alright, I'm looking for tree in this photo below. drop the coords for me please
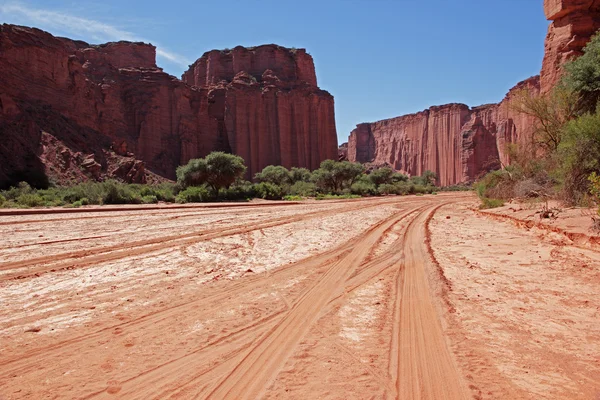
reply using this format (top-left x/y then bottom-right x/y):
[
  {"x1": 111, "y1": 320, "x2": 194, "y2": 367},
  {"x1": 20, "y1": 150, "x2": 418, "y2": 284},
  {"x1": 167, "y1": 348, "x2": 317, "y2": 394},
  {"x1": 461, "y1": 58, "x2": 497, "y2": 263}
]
[
  {"x1": 511, "y1": 87, "x2": 578, "y2": 152},
  {"x1": 368, "y1": 167, "x2": 394, "y2": 187},
  {"x1": 290, "y1": 167, "x2": 312, "y2": 183},
  {"x1": 177, "y1": 152, "x2": 247, "y2": 195},
  {"x1": 312, "y1": 160, "x2": 365, "y2": 193},
  {"x1": 558, "y1": 107, "x2": 600, "y2": 203},
  {"x1": 254, "y1": 165, "x2": 291, "y2": 186},
  {"x1": 422, "y1": 170, "x2": 437, "y2": 186},
  {"x1": 562, "y1": 30, "x2": 600, "y2": 113}
]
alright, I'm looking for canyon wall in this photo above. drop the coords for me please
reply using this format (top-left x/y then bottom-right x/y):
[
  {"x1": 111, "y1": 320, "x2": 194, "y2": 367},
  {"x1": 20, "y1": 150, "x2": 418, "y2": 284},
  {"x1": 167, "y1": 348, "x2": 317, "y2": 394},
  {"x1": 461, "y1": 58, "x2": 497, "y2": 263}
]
[
  {"x1": 541, "y1": 0, "x2": 600, "y2": 92},
  {"x1": 0, "y1": 25, "x2": 337, "y2": 187},
  {"x1": 348, "y1": 77, "x2": 541, "y2": 186},
  {"x1": 182, "y1": 45, "x2": 337, "y2": 175},
  {"x1": 349, "y1": 0, "x2": 600, "y2": 186}
]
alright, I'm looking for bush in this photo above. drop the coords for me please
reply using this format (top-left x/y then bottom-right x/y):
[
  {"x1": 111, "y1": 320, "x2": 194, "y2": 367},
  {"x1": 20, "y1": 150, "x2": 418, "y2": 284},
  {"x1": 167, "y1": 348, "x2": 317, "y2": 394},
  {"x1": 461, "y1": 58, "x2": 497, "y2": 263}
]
[
  {"x1": 141, "y1": 195, "x2": 159, "y2": 204},
  {"x1": 350, "y1": 178, "x2": 377, "y2": 196},
  {"x1": 254, "y1": 165, "x2": 291, "y2": 186},
  {"x1": 290, "y1": 167, "x2": 312, "y2": 183},
  {"x1": 368, "y1": 167, "x2": 394, "y2": 186},
  {"x1": 218, "y1": 181, "x2": 255, "y2": 201},
  {"x1": 254, "y1": 182, "x2": 284, "y2": 200},
  {"x1": 176, "y1": 186, "x2": 211, "y2": 203},
  {"x1": 283, "y1": 195, "x2": 303, "y2": 201},
  {"x1": 315, "y1": 193, "x2": 360, "y2": 200},
  {"x1": 289, "y1": 181, "x2": 316, "y2": 197},
  {"x1": 177, "y1": 152, "x2": 247, "y2": 195},
  {"x1": 102, "y1": 181, "x2": 142, "y2": 204},
  {"x1": 16, "y1": 193, "x2": 45, "y2": 207},
  {"x1": 479, "y1": 198, "x2": 505, "y2": 209},
  {"x1": 558, "y1": 108, "x2": 600, "y2": 204},
  {"x1": 312, "y1": 160, "x2": 365, "y2": 193},
  {"x1": 72, "y1": 200, "x2": 83, "y2": 208},
  {"x1": 0, "y1": 194, "x2": 5, "y2": 206}
]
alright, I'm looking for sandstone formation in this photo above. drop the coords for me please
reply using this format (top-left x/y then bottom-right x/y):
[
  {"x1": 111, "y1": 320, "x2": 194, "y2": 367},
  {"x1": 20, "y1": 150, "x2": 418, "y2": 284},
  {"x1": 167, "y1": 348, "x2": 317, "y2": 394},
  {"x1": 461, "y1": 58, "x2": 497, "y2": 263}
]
[
  {"x1": 0, "y1": 25, "x2": 337, "y2": 188},
  {"x1": 338, "y1": 142, "x2": 348, "y2": 161},
  {"x1": 182, "y1": 46, "x2": 337, "y2": 176},
  {"x1": 349, "y1": 0, "x2": 599, "y2": 186},
  {"x1": 541, "y1": 0, "x2": 600, "y2": 92},
  {"x1": 348, "y1": 77, "x2": 541, "y2": 186}
]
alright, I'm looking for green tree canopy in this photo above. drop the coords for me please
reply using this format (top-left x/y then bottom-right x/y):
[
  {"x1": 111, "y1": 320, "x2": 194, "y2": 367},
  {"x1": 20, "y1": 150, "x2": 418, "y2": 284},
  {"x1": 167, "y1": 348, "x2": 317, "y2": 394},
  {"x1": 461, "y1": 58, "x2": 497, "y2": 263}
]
[
  {"x1": 368, "y1": 167, "x2": 394, "y2": 187},
  {"x1": 177, "y1": 152, "x2": 247, "y2": 195},
  {"x1": 254, "y1": 165, "x2": 291, "y2": 186},
  {"x1": 562, "y1": 30, "x2": 600, "y2": 113},
  {"x1": 312, "y1": 160, "x2": 365, "y2": 193},
  {"x1": 290, "y1": 167, "x2": 312, "y2": 183}
]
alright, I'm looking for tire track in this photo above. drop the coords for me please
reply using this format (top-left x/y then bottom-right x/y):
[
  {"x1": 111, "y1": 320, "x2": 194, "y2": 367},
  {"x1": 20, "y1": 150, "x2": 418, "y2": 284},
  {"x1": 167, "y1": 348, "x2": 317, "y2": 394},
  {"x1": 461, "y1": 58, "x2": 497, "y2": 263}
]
[
  {"x1": 204, "y1": 210, "x2": 410, "y2": 400},
  {"x1": 389, "y1": 204, "x2": 469, "y2": 399},
  {"x1": 0, "y1": 200, "x2": 399, "y2": 281}
]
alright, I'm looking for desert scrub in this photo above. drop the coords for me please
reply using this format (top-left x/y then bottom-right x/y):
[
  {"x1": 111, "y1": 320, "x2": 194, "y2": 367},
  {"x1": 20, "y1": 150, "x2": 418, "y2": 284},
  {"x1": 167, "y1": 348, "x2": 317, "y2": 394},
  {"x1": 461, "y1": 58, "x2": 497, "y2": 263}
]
[
  {"x1": 176, "y1": 186, "x2": 212, "y2": 203},
  {"x1": 479, "y1": 198, "x2": 505, "y2": 209}
]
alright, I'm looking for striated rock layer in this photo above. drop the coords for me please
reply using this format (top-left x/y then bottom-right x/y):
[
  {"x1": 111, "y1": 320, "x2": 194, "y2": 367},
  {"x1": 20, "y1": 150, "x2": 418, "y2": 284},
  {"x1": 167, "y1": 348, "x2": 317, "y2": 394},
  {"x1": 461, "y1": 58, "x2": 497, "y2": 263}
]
[
  {"x1": 541, "y1": 0, "x2": 600, "y2": 93},
  {"x1": 349, "y1": 0, "x2": 600, "y2": 186},
  {"x1": 182, "y1": 46, "x2": 337, "y2": 175},
  {"x1": 0, "y1": 25, "x2": 337, "y2": 187},
  {"x1": 348, "y1": 77, "x2": 540, "y2": 186}
]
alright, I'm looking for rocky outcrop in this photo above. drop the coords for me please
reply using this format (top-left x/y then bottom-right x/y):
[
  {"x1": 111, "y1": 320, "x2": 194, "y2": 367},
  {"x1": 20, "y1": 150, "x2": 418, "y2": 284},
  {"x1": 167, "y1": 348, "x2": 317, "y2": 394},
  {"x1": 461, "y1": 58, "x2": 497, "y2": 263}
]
[
  {"x1": 348, "y1": 77, "x2": 541, "y2": 186},
  {"x1": 348, "y1": 0, "x2": 600, "y2": 186},
  {"x1": 0, "y1": 25, "x2": 337, "y2": 188},
  {"x1": 338, "y1": 142, "x2": 348, "y2": 161},
  {"x1": 541, "y1": 0, "x2": 600, "y2": 92},
  {"x1": 182, "y1": 45, "x2": 337, "y2": 176}
]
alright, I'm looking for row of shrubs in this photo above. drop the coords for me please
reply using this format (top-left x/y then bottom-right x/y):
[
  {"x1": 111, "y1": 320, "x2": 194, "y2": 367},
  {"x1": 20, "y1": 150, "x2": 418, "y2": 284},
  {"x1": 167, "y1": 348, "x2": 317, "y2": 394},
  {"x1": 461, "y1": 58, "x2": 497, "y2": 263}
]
[{"x1": 0, "y1": 159, "x2": 445, "y2": 208}]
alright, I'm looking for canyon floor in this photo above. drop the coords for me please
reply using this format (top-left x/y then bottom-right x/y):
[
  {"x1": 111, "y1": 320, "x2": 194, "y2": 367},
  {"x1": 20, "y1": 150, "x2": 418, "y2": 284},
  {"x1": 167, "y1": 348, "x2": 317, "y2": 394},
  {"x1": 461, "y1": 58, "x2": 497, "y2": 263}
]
[{"x1": 0, "y1": 193, "x2": 598, "y2": 400}]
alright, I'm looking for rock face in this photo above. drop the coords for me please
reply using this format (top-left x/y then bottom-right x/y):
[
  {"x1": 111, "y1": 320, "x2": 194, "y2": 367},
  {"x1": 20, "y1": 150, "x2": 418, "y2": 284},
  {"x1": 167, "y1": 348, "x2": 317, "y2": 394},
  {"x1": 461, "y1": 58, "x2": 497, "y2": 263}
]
[
  {"x1": 348, "y1": 77, "x2": 541, "y2": 186},
  {"x1": 182, "y1": 45, "x2": 337, "y2": 176},
  {"x1": 541, "y1": 0, "x2": 600, "y2": 92},
  {"x1": 348, "y1": 0, "x2": 600, "y2": 186},
  {"x1": 0, "y1": 25, "x2": 337, "y2": 188}
]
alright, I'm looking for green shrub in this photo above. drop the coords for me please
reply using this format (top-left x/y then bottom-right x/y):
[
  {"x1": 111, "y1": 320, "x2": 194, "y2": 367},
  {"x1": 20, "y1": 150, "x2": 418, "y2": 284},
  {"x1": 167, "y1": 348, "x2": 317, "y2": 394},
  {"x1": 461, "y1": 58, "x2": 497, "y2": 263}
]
[
  {"x1": 102, "y1": 181, "x2": 142, "y2": 204},
  {"x1": 283, "y1": 195, "x2": 303, "y2": 201},
  {"x1": 177, "y1": 152, "x2": 247, "y2": 195},
  {"x1": 176, "y1": 186, "x2": 211, "y2": 203},
  {"x1": 290, "y1": 167, "x2": 312, "y2": 183},
  {"x1": 289, "y1": 181, "x2": 316, "y2": 197},
  {"x1": 315, "y1": 193, "x2": 360, "y2": 200},
  {"x1": 141, "y1": 195, "x2": 159, "y2": 204},
  {"x1": 0, "y1": 194, "x2": 5, "y2": 206},
  {"x1": 311, "y1": 160, "x2": 365, "y2": 193},
  {"x1": 378, "y1": 183, "x2": 401, "y2": 195},
  {"x1": 350, "y1": 179, "x2": 377, "y2": 196},
  {"x1": 479, "y1": 198, "x2": 505, "y2": 209},
  {"x1": 368, "y1": 167, "x2": 394, "y2": 186},
  {"x1": 218, "y1": 181, "x2": 255, "y2": 201},
  {"x1": 254, "y1": 165, "x2": 292, "y2": 186},
  {"x1": 16, "y1": 193, "x2": 45, "y2": 207},
  {"x1": 254, "y1": 182, "x2": 284, "y2": 200},
  {"x1": 72, "y1": 200, "x2": 83, "y2": 208},
  {"x1": 2, "y1": 182, "x2": 34, "y2": 201}
]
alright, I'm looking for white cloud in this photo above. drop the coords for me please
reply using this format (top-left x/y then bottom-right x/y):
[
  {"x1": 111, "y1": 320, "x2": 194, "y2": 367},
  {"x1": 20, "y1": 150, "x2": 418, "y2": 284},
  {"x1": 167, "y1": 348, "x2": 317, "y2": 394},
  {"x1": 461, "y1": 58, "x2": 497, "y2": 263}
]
[{"x1": 0, "y1": 2, "x2": 191, "y2": 67}]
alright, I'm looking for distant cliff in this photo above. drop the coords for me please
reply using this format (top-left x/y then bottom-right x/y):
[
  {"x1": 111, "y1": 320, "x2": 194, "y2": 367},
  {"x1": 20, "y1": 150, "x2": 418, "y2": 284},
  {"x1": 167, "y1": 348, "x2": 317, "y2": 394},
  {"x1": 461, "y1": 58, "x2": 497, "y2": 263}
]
[
  {"x1": 182, "y1": 45, "x2": 337, "y2": 176},
  {"x1": 0, "y1": 25, "x2": 337, "y2": 187},
  {"x1": 348, "y1": 0, "x2": 600, "y2": 186}
]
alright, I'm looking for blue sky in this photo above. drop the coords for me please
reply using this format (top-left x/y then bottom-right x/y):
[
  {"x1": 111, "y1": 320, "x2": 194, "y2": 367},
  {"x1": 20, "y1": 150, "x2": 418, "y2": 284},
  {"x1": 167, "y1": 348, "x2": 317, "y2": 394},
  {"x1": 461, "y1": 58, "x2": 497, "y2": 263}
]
[{"x1": 0, "y1": 0, "x2": 549, "y2": 144}]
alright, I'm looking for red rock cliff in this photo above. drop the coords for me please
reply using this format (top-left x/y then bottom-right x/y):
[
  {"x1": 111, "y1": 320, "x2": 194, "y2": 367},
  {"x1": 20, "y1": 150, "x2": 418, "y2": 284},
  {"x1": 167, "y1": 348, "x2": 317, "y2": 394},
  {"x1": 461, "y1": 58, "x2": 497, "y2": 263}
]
[
  {"x1": 541, "y1": 0, "x2": 600, "y2": 92},
  {"x1": 0, "y1": 26, "x2": 337, "y2": 187},
  {"x1": 182, "y1": 45, "x2": 337, "y2": 176},
  {"x1": 347, "y1": 77, "x2": 541, "y2": 186}
]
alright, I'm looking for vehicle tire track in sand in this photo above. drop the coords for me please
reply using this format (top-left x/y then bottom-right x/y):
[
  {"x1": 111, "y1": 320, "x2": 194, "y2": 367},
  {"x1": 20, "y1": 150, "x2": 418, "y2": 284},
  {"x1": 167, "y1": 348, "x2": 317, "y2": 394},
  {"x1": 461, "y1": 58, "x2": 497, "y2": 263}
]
[
  {"x1": 0, "y1": 200, "x2": 400, "y2": 280},
  {"x1": 204, "y1": 210, "x2": 410, "y2": 400},
  {"x1": 389, "y1": 204, "x2": 469, "y2": 400}
]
